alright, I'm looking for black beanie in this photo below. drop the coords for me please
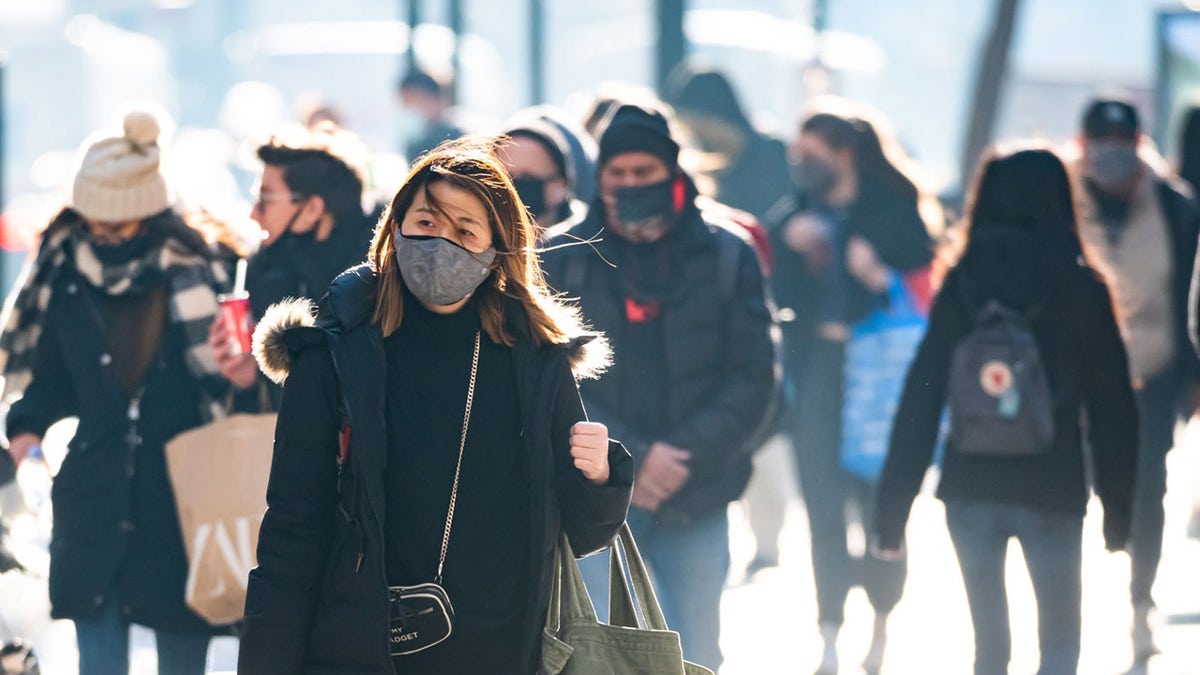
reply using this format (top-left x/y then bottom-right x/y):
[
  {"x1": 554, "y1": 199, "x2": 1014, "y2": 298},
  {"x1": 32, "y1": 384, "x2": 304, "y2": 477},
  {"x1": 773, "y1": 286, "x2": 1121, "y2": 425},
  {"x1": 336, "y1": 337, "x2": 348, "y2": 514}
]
[{"x1": 596, "y1": 104, "x2": 680, "y2": 170}]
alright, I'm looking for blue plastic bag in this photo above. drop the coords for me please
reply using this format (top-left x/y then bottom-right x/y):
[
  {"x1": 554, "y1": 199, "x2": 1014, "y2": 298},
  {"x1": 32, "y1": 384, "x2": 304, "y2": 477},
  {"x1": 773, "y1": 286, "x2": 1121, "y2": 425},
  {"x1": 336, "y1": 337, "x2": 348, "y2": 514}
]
[{"x1": 840, "y1": 272, "x2": 927, "y2": 482}]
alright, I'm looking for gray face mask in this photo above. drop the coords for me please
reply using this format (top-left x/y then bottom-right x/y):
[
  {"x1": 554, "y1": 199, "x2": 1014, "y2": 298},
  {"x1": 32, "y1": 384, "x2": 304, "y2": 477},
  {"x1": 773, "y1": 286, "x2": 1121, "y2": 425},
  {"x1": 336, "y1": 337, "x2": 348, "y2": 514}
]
[
  {"x1": 1088, "y1": 140, "x2": 1139, "y2": 190},
  {"x1": 393, "y1": 233, "x2": 497, "y2": 306}
]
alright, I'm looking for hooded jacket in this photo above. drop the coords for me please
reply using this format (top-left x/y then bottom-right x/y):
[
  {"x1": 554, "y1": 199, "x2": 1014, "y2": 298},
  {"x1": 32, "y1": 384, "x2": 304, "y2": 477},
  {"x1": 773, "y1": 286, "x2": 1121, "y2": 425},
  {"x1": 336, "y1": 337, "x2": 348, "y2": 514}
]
[{"x1": 237, "y1": 265, "x2": 633, "y2": 674}]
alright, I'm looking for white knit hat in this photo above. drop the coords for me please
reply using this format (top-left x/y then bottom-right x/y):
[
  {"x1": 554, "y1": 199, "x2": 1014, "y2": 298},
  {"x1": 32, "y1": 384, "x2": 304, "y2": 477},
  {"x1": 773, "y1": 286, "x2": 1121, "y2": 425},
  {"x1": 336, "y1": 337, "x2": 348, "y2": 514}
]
[{"x1": 72, "y1": 110, "x2": 171, "y2": 222}]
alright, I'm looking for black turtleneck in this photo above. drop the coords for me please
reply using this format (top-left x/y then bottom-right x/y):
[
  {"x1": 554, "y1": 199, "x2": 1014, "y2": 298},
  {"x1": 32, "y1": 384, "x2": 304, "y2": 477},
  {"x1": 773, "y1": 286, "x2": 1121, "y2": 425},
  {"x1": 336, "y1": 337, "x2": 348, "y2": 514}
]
[{"x1": 384, "y1": 288, "x2": 530, "y2": 674}]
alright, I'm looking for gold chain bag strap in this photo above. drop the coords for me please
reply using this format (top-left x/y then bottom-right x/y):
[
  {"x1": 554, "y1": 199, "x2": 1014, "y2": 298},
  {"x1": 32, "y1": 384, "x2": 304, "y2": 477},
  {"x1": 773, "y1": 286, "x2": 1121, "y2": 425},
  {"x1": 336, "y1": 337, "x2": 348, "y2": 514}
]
[{"x1": 388, "y1": 332, "x2": 480, "y2": 656}]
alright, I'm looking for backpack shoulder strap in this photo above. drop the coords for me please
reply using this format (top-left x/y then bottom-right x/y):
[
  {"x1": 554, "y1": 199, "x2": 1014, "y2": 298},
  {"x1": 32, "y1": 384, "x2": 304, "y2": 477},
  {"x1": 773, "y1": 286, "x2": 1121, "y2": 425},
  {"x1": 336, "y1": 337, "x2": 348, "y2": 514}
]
[{"x1": 698, "y1": 209, "x2": 749, "y2": 305}]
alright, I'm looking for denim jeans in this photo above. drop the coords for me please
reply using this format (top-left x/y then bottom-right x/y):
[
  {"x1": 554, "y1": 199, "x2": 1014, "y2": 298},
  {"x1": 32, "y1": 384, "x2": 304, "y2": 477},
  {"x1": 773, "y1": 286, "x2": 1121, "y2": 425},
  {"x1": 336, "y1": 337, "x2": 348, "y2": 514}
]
[
  {"x1": 944, "y1": 499, "x2": 1082, "y2": 675},
  {"x1": 1129, "y1": 372, "x2": 1181, "y2": 608},
  {"x1": 74, "y1": 592, "x2": 210, "y2": 675},
  {"x1": 577, "y1": 506, "x2": 730, "y2": 671}
]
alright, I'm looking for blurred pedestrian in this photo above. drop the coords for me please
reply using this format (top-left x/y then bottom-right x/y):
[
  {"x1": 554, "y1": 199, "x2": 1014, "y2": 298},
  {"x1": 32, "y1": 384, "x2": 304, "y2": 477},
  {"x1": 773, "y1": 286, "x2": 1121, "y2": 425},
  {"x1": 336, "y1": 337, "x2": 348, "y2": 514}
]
[
  {"x1": 666, "y1": 64, "x2": 793, "y2": 226},
  {"x1": 521, "y1": 105, "x2": 599, "y2": 205},
  {"x1": 874, "y1": 147, "x2": 1139, "y2": 675},
  {"x1": 495, "y1": 118, "x2": 585, "y2": 240},
  {"x1": 770, "y1": 108, "x2": 935, "y2": 675},
  {"x1": 0, "y1": 111, "x2": 233, "y2": 675},
  {"x1": 236, "y1": 138, "x2": 632, "y2": 674},
  {"x1": 666, "y1": 63, "x2": 795, "y2": 578},
  {"x1": 542, "y1": 103, "x2": 778, "y2": 671},
  {"x1": 294, "y1": 92, "x2": 346, "y2": 130},
  {"x1": 209, "y1": 122, "x2": 374, "y2": 412},
  {"x1": 397, "y1": 69, "x2": 463, "y2": 162},
  {"x1": 1067, "y1": 97, "x2": 1200, "y2": 663}
]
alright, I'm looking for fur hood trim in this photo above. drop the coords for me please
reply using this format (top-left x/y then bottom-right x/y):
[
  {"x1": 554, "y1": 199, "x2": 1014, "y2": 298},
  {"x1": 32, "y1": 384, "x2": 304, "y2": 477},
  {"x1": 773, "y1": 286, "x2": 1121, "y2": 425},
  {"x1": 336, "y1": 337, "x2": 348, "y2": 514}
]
[
  {"x1": 253, "y1": 297, "x2": 318, "y2": 384},
  {"x1": 561, "y1": 332, "x2": 611, "y2": 381}
]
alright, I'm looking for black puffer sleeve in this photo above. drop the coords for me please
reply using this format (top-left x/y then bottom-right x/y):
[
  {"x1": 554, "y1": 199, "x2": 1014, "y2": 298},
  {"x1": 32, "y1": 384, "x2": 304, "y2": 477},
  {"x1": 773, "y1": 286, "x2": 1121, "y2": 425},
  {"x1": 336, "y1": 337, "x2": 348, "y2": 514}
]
[
  {"x1": 550, "y1": 357, "x2": 633, "y2": 557},
  {"x1": 238, "y1": 328, "x2": 338, "y2": 674}
]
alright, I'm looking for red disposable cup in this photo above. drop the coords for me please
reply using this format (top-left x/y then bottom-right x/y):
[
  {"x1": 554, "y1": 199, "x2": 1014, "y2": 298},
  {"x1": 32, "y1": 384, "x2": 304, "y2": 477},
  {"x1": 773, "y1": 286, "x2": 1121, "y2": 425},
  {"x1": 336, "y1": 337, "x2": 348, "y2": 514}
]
[{"x1": 217, "y1": 292, "x2": 253, "y2": 355}]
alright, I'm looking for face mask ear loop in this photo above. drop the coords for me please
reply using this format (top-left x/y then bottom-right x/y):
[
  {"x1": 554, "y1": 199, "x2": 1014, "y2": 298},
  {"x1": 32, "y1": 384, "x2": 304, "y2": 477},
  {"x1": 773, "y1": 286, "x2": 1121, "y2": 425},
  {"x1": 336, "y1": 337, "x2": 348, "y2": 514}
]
[{"x1": 283, "y1": 200, "x2": 306, "y2": 235}]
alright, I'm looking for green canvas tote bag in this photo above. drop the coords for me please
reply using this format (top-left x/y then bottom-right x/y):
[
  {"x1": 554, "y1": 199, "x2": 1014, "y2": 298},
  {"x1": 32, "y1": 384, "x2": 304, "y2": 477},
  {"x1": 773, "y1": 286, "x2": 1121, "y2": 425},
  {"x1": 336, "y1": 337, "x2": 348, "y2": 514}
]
[{"x1": 541, "y1": 524, "x2": 713, "y2": 675}]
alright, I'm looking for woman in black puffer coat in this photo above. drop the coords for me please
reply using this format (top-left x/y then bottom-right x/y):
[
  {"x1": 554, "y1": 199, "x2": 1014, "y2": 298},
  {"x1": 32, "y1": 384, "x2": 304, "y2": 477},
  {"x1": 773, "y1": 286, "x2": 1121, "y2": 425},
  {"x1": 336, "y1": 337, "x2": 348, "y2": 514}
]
[{"x1": 237, "y1": 139, "x2": 632, "y2": 675}]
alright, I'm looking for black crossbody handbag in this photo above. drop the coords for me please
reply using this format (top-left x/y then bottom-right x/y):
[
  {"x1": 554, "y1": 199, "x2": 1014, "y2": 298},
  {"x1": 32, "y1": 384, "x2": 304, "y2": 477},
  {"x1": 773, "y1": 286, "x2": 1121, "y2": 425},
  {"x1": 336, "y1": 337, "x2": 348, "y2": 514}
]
[{"x1": 388, "y1": 332, "x2": 480, "y2": 656}]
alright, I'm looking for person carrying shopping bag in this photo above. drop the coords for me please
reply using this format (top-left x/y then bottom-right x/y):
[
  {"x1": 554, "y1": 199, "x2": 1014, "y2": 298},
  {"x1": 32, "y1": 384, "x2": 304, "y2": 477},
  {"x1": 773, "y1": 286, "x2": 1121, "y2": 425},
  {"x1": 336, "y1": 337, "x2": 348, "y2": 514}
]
[{"x1": 237, "y1": 137, "x2": 633, "y2": 674}]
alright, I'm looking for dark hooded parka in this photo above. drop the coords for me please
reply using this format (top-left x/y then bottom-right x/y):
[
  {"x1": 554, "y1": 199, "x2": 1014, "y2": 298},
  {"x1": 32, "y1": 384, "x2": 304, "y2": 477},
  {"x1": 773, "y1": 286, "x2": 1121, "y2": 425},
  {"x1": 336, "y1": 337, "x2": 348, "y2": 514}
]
[{"x1": 237, "y1": 266, "x2": 633, "y2": 674}]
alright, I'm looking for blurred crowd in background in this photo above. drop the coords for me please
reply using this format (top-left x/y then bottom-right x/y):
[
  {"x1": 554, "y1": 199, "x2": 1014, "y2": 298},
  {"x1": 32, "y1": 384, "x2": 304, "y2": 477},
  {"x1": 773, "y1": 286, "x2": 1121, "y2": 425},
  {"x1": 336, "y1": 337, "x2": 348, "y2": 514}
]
[{"x1": 0, "y1": 2, "x2": 1199, "y2": 674}]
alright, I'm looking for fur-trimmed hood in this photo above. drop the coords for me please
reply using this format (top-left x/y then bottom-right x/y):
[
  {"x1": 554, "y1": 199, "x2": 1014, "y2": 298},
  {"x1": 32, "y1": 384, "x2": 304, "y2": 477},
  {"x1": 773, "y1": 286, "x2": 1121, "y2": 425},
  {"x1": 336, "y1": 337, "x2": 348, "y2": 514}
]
[
  {"x1": 252, "y1": 294, "x2": 612, "y2": 385},
  {"x1": 252, "y1": 296, "x2": 319, "y2": 385}
]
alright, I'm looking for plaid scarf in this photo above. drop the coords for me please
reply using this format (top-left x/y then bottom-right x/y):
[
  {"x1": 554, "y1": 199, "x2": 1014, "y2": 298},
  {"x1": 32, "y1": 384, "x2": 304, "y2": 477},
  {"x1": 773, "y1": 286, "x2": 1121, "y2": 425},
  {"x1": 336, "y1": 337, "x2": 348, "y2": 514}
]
[{"x1": 0, "y1": 222, "x2": 230, "y2": 419}]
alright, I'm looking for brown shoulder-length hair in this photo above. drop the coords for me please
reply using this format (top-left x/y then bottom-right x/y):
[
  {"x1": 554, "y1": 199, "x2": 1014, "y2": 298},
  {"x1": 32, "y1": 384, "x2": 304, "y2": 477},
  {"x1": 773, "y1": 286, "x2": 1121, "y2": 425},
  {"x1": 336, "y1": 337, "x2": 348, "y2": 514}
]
[{"x1": 369, "y1": 136, "x2": 585, "y2": 346}]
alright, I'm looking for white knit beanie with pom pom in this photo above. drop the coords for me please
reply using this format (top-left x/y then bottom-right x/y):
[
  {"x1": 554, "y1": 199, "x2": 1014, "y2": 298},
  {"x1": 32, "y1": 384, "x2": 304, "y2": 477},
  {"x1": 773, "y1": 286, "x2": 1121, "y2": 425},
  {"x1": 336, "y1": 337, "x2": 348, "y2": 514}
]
[{"x1": 71, "y1": 110, "x2": 171, "y2": 222}]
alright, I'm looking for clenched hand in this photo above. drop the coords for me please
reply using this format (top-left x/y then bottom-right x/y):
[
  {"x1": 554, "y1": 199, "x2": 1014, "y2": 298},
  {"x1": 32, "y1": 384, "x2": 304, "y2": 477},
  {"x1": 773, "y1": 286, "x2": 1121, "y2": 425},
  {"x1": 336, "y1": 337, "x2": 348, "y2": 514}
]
[{"x1": 570, "y1": 421, "x2": 610, "y2": 485}]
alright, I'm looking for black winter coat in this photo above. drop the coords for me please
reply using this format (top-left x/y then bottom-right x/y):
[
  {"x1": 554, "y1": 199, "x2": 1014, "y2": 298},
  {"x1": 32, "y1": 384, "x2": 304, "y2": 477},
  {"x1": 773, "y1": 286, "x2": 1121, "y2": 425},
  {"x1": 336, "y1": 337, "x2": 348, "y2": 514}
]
[
  {"x1": 235, "y1": 215, "x2": 373, "y2": 413},
  {"x1": 873, "y1": 230, "x2": 1139, "y2": 552},
  {"x1": 540, "y1": 199, "x2": 779, "y2": 524},
  {"x1": 237, "y1": 266, "x2": 633, "y2": 674},
  {"x1": 6, "y1": 267, "x2": 220, "y2": 634}
]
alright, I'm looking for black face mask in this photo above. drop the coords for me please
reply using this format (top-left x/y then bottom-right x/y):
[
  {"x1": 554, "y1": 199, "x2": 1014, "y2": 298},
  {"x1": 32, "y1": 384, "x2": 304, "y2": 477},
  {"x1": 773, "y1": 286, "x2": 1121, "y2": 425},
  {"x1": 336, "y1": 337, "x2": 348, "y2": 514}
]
[
  {"x1": 273, "y1": 226, "x2": 318, "y2": 252},
  {"x1": 610, "y1": 177, "x2": 677, "y2": 242},
  {"x1": 265, "y1": 205, "x2": 319, "y2": 255},
  {"x1": 512, "y1": 177, "x2": 548, "y2": 220},
  {"x1": 615, "y1": 177, "x2": 675, "y2": 223},
  {"x1": 91, "y1": 230, "x2": 152, "y2": 265},
  {"x1": 250, "y1": 207, "x2": 319, "y2": 284}
]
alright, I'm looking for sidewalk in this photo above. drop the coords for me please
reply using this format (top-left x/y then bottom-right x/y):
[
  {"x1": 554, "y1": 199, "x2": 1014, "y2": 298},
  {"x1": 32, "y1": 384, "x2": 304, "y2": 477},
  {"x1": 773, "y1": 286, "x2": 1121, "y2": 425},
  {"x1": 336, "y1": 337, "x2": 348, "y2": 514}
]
[{"x1": 719, "y1": 431, "x2": 1200, "y2": 674}]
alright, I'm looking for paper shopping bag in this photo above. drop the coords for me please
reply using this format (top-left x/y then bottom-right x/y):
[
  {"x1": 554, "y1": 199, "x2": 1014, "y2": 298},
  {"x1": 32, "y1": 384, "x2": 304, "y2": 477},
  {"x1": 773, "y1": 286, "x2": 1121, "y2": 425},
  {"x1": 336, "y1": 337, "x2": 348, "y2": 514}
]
[{"x1": 165, "y1": 413, "x2": 276, "y2": 625}]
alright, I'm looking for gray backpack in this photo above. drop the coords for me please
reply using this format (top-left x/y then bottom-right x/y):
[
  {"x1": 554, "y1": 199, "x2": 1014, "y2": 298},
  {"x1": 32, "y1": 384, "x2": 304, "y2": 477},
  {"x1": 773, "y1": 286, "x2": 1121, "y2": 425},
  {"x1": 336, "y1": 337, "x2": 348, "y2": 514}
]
[{"x1": 947, "y1": 299, "x2": 1055, "y2": 456}]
